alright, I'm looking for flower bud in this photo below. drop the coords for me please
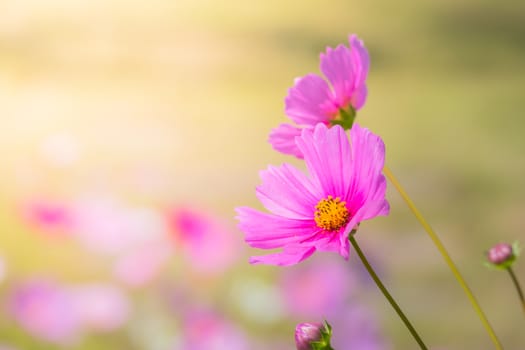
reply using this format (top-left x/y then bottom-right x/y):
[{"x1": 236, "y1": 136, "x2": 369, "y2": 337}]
[
  {"x1": 295, "y1": 321, "x2": 333, "y2": 350},
  {"x1": 487, "y1": 243, "x2": 513, "y2": 265},
  {"x1": 486, "y1": 242, "x2": 520, "y2": 269}
]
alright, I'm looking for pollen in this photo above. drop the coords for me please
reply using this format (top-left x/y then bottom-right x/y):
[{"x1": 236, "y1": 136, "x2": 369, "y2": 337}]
[{"x1": 314, "y1": 195, "x2": 350, "y2": 232}]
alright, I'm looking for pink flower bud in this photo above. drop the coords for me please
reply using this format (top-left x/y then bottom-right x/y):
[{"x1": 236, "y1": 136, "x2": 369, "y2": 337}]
[
  {"x1": 295, "y1": 323, "x2": 323, "y2": 350},
  {"x1": 487, "y1": 243, "x2": 514, "y2": 265}
]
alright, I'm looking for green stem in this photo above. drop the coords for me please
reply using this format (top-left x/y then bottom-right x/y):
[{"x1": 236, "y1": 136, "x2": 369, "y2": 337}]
[
  {"x1": 348, "y1": 234, "x2": 428, "y2": 349},
  {"x1": 507, "y1": 267, "x2": 525, "y2": 315},
  {"x1": 383, "y1": 165, "x2": 503, "y2": 350}
]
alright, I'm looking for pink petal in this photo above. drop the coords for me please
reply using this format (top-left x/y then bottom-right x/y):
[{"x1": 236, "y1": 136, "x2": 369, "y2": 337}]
[
  {"x1": 307, "y1": 231, "x2": 347, "y2": 257},
  {"x1": 296, "y1": 123, "x2": 352, "y2": 198},
  {"x1": 349, "y1": 34, "x2": 370, "y2": 91},
  {"x1": 339, "y1": 200, "x2": 389, "y2": 257},
  {"x1": 236, "y1": 207, "x2": 315, "y2": 249},
  {"x1": 320, "y1": 44, "x2": 357, "y2": 109},
  {"x1": 268, "y1": 123, "x2": 304, "y2": 158},
  {"x1": 339, "y1": 232, "x2": 351, "y2": 259},
  {"x1": 351, "y1": 84, "x2": 368, "y2": 110},
  {"x1": 355, "y1": 199, "x2": 390, "y2": 223},
  {"x1": 346, "y1": 124, "x2": 388, "y2": 210},
  {"x1": 319, "y1": 35, "x2": 370, "y2": 111},
  {"x1": 249, "y1": 246, "x2": 316, "y2": 266},
  {"x1": 285, "y1": 74, "x2": 338, "y2": 125},
  {"x1": 256, "y1": 164, "x2": 321, "y2": 219}
]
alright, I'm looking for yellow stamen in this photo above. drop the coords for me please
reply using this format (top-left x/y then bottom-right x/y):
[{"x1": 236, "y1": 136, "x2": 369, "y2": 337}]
[{"x1": 314, "y1": 195, "x2": 349, "y2": 231}]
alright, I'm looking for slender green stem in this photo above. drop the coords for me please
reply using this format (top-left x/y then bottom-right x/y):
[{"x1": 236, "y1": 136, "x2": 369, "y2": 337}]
[
  {"x1": 383, "y1": 165, "x2": 503, "y2": 350},
  {"x1": 507, "y1": 267, "x2": 525, "y2": 314},
  {"x1": 348, "y1": 234, "x2": 428, "y2": 349}
]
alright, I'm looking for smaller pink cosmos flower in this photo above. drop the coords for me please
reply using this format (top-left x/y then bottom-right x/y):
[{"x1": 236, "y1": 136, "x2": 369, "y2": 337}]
[
  {"x1": 236, "y1": 123, "x2": 388, "y2": 266},
  {"x1": 270, "y1": 34, "x2": 369, "y2": 158}
]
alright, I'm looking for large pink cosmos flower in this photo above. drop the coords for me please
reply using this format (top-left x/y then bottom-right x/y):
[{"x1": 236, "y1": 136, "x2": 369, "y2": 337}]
[
  {"x1": 236, "y1": 123, "x2": 388, "y2": 266},
  {"x1": 270, "y1": 34, "x2": 369, "y2": 158}
]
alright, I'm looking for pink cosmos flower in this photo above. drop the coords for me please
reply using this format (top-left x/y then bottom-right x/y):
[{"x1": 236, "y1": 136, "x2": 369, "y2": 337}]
[
  {"x1": 236, "y1": 123, "x2": 388, "y2": 266},
  {"x1": 270, "y1": 34, "x2": 369, "y2": 158}
]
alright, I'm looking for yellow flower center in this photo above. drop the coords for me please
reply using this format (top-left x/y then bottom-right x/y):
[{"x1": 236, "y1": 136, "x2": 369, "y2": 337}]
[{"x1": 314, "y1": 195, "x2": 350, "y2": 231}]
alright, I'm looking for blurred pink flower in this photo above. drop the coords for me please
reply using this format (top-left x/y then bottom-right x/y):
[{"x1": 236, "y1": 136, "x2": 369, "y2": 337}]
[
  {"x1": 71, "y1": 195, "x2": 169, "y2": 256},
  {"x1": 280, "y1": 257, "x2": 353, "y2": 318},
  {"x1": 19, "y1": 198, "x2": 73, "y2": 235},
  {"x1": 168, "y1": 206, "x2": 240, "y2": 274},
  {"x1": 70, "y1": 283, "x2": 130, "y2": 332},
  {"x1": 270, "y1": 34, "x2": 369, "y2": 158},
  {"x1": 9, "y1": 280, "x2": 81, "y2": 345},
  {"x1": 236, "y1": 123, "x2": 389, "y2": 266},
  {"x1": 70, "y1": 195, "x2": 174, "y2": 286},
  {"x1": 180, "y1": 308, "x2": 249, "y2": 350},
  {"x1": 330, "y1": 304, "x2": 390, "y2": 350},
  {"x1": 114, "y1": 243, "x2": 172, "y2": 287}
]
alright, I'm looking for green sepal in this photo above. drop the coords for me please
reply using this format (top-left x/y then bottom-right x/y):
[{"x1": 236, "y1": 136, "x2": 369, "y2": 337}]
[
  {"x1": 309, "y1": 321, "x2": 334, "y2": 350},
  {"x1": 330, "y1": 106, "x2": 356, "y2": 131}
]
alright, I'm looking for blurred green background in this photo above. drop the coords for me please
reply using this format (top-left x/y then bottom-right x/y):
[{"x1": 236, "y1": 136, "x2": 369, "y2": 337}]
[{"x1": 0, "y1": 0, "x2": 524, "y2": 348}]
